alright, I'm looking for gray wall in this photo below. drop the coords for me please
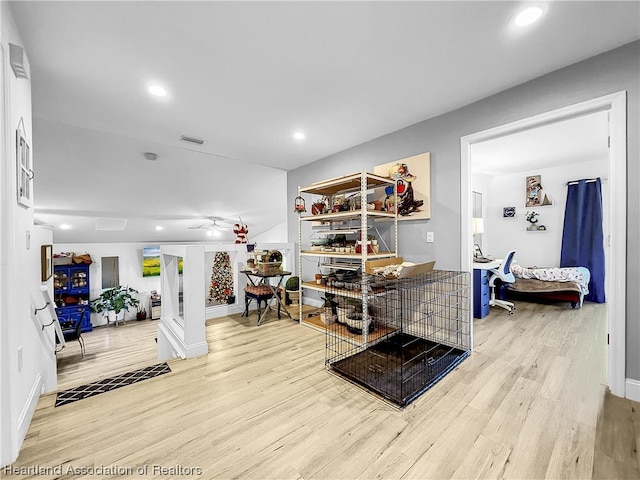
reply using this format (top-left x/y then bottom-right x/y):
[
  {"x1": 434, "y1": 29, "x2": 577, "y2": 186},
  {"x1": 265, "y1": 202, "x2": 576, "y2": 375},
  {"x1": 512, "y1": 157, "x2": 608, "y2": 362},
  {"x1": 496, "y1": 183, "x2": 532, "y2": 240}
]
[{"x1": 287, "y1": 41, "x2": 639, "y2": 381}]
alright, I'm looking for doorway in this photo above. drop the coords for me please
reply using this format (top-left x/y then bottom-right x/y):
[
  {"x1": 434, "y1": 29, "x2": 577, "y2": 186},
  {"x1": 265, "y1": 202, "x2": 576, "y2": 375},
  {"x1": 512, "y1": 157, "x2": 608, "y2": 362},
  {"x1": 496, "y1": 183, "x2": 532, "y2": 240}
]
[{"x1": 460, "y1": 92, "x2": 627, "y2": 398}]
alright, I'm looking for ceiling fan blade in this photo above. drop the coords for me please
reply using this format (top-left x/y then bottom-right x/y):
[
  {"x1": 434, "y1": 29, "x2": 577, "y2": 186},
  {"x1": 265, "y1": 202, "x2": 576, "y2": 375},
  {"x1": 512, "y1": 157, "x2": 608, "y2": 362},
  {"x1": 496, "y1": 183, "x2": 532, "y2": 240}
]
[
  {"x1": 187, "y1": 215, "x2": 237, "y2": 231},
  {"x1": 188, "y1": 222, "x2": 211, "y2": 230}
]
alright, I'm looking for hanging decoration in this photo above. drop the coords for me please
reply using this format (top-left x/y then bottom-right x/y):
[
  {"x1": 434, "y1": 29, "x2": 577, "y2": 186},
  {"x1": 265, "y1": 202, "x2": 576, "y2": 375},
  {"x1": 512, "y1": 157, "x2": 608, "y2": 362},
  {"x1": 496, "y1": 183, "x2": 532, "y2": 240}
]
[
  {"x1": 233, "y1": 217, "x2": 248, "y2": 244},
  {"x1": 209, "y1": 251, "x2": 234, "y2": 304},
  {"x1": 294, "y1": 195, "x2": 306, "y2": 213}
]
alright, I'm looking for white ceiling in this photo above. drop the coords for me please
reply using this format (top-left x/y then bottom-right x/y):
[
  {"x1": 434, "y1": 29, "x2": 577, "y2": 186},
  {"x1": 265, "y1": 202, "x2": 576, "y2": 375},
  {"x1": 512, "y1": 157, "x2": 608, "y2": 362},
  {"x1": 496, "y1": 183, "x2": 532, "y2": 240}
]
[
  {"x1": 8, "y1": 1, "x2": 639, "y2": 243},
  {"x1": 471, "y1": 110, "x2": 610, "y2": 176}
]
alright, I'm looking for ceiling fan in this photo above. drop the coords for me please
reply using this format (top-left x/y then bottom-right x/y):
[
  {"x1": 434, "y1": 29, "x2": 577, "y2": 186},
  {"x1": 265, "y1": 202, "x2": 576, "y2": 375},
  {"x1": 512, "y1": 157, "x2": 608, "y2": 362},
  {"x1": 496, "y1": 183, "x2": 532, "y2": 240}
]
[{"x1": 188, "y1": 217, "x2": 233, "y2": 237}]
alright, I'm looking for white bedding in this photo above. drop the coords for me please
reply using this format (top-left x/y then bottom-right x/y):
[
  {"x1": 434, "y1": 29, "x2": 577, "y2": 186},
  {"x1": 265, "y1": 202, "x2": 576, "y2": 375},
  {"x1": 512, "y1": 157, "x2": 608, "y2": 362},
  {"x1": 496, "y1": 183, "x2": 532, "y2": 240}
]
[{"x1": 511, "y1": 265, "x2": 591, "y2": 295}]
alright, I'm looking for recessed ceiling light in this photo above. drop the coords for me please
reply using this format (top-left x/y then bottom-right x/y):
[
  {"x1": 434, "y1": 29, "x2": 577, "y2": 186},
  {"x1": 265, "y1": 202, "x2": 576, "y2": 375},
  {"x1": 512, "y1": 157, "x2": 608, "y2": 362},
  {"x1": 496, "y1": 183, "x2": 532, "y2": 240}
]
[
  {"x1": 513, "y1": 6, "x2": 544, "y2": 27},
  {"x1": 155, "y1": 225, "x2": 163, "y2": 231},
  {"x1": 60, "y1": 224, "x2": 71, "y2": 230},
  {"x1": 148, "y1": 85, "x2": 167, "y2": 97},
  {"x1": 293, "y1": 131, "x2": 306, "y2": 141}
]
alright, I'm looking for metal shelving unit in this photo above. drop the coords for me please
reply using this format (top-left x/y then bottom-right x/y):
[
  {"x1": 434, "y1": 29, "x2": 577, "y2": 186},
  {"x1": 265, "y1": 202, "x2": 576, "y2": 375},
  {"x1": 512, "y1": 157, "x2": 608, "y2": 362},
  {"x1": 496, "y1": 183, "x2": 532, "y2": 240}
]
[{"x1": 296, "y1": 170, "x2": 398, "y2": 343}]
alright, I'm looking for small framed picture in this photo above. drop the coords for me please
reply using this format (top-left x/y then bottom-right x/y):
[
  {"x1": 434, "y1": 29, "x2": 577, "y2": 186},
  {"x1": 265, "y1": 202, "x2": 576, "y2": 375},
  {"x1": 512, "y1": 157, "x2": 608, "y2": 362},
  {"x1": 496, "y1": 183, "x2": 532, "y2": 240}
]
[
  {"x1": 16, "y1": 118, "x2": 33, "y2": 208},
  {"x1": 41, "y1": 244, "x2": 53, "y2": 282},
  {"x1": 503, "y1": 207, "x2": 516, "y2": 218}
]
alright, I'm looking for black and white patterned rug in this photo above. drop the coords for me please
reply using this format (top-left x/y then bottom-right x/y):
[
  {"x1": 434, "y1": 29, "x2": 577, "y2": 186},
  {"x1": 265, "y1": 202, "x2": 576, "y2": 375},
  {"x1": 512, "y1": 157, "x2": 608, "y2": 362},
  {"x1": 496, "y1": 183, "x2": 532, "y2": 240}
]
[{"x1": 55, "y1": 363, "x2": 171, "y2": 407}]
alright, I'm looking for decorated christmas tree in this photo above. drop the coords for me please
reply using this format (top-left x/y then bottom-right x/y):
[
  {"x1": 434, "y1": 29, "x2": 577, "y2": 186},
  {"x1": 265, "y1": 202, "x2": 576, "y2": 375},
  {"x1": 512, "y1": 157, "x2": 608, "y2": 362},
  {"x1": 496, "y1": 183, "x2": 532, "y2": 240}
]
[{"x1": 209, "y1": 252, "x2": 234, "y2": 304}]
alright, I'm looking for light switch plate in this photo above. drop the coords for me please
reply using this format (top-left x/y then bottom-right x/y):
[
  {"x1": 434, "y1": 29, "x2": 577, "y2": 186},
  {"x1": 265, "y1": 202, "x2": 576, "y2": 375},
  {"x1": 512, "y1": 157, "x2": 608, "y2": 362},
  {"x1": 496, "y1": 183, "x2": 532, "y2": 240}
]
[
  {"x1": 426, "y1": 232, "x2": 434, "y2": 243},
  {"x1": 18, "y1": 346, "x2": 23, "y2": 372}
]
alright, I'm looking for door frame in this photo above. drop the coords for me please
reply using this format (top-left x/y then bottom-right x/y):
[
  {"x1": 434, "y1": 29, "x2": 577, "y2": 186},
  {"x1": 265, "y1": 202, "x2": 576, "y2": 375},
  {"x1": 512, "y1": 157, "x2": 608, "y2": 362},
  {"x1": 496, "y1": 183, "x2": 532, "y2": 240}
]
[
  {"x1": 0, "y1": 41, "x2": 14, "y2": 468},
  {"x1": 460, "y1": 91, "x2": 627, "y2": 398}
]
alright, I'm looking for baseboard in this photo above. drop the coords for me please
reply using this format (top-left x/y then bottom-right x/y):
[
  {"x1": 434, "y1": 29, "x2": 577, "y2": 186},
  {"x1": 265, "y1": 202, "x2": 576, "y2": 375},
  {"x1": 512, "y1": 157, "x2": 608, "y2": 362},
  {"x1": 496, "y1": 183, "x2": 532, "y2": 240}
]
[
  {"x1": 625, "y1": 378, "x2": 640, "y2": 402},
  {"x1": 205, "y1": 304, "x2": 243, "y2": 319},
  {"x1": 304, "y1": 298, "x2": 323, "y2": 308},
  {"x1": 17, "y1": 374, "x2": 43, "y2": 446},
  {"x1": 157, "y1": 321, "x2": 208, "y2": 361}
]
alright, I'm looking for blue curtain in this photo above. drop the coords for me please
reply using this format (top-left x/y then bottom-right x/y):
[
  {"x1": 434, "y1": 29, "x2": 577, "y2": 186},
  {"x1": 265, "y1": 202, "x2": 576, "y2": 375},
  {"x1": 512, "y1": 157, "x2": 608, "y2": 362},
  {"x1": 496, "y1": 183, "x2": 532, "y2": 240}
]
[{"x1": 560, "y1": 178, "x2": 605, "y2": 303}]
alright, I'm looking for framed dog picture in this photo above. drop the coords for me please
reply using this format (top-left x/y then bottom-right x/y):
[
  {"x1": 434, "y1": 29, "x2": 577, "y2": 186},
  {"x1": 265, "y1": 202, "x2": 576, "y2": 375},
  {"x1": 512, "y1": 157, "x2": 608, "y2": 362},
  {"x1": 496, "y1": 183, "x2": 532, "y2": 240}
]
[{"x1": 373, "y1": 152, "x2": 431, "y2": 221}]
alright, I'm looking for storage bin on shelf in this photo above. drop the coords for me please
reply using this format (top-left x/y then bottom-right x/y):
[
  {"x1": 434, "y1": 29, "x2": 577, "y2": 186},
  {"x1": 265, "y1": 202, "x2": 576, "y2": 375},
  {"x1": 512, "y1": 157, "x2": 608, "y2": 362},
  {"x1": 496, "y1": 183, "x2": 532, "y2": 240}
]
[{"x1": 257, "y1": 261, "x2": 283, "y2": 275}]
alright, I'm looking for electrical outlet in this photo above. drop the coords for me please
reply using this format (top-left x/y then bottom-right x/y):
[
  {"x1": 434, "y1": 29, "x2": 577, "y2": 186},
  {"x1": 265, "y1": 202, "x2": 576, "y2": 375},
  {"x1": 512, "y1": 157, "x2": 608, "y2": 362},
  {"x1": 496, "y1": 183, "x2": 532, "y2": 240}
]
[{"x1": 426, "y1": 232, "x2": 434, "y2": 243}]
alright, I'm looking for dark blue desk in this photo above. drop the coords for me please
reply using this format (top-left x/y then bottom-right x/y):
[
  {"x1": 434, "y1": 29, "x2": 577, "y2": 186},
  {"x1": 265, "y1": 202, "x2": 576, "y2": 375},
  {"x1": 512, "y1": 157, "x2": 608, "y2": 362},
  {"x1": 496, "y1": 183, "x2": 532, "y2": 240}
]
[{"x1": 473, "y1": 260, "x2": 501, "y2": 319}]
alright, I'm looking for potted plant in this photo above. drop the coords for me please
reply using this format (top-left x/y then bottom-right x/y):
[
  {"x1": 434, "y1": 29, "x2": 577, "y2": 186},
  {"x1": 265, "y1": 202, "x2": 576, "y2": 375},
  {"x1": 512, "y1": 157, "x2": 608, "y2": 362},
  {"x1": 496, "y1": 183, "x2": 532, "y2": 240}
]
[
  {"x1": 91, "y1": 285, "x2": 140, "y2": 326},
  {"x1": 526, "y1": 211, "x2": 540, "y2": 231},
  {"x1": 136, "y1": 305, "x2": 147, "y2": 320},
  {"x1": 285, "y1": 276, "x2": 300, "y2": 305},
  {"x1": 368, "y1": 234, "x2": 379, "y2": 254}
]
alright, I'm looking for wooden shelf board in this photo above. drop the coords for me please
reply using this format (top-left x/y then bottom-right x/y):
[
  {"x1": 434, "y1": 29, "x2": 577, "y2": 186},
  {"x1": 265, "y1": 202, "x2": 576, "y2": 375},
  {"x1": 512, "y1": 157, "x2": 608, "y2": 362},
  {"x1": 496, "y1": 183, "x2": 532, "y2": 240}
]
[
  {"x1": 301, "y1": 281, "x2": 389, "y2": 299},
  {"x1": 298, "y1": 172, "x2": 395, "y2": 196},
  {"x1": 299, "y1": 210, "x2": 395, "y2": 222},
  {"x1": 301, "y1": 281, "x2": 365, "y2": 299},
  {"x1": 330, "y1": 322, "x2": 397, "y2": 345},
  {"x1": 300, "y1": 251, "x2": 396, "y2": 259},
  {"x1": 301, "y1": 281, "x2": 325, "y2": 293},
  {"x1": 301, "y1": 315, "x2": 397, "y2": 345},
  {"x1": 301, "y1": 315, "x2": 326, "y2": 332}
]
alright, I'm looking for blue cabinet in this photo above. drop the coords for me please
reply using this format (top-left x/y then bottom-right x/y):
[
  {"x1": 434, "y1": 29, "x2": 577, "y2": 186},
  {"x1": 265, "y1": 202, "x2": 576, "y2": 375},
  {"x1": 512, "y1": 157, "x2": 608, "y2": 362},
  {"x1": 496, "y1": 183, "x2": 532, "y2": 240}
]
[
  {"x1": 54, "y1": 264, "x2": 92, "y2": 332},
  {"x1": 473, "y1": 268, "x2": 490, "y2": 319}
]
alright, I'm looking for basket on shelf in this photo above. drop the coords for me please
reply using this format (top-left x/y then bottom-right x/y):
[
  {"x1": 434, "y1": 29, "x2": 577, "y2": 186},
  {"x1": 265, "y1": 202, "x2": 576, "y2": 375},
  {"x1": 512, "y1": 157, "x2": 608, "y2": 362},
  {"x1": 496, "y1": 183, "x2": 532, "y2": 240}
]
[
  {"x1": 252, "y1": 249, "x2": 284, "y2": 275},
  {"x1": 257, "y1": 261, "x2": 282, "y2": 275}
]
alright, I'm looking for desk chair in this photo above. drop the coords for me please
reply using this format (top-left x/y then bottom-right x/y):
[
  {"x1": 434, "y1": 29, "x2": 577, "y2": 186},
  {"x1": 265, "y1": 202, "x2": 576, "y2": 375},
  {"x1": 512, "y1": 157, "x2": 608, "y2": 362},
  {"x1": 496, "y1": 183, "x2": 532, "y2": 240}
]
[
  {"x1": 62, "y1": 318, "x2": 85, "y2": 357},
  {"x1": 488, "y1": 250, "x2": 517, "y2": 314}
]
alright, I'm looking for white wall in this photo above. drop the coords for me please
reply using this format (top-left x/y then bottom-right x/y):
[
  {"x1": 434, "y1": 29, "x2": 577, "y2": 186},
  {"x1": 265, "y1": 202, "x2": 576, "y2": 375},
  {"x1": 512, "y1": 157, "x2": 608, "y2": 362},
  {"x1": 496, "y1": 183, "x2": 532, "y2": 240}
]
[
  {"x1": 253, "y1": 221, "x2": 287, "y2": 245},
  {"x1": 472, "y1": 172, "x2": 491, "y2": 251},
  {"x1": 55, "y1": 242, "x2": 163, "y2": 326},
  {"x1": 0, "y1": 3, "x2": 57, "y2": 466},
  {"x1": 481, "y1": 159, "x2": 608, "y2": 268}
]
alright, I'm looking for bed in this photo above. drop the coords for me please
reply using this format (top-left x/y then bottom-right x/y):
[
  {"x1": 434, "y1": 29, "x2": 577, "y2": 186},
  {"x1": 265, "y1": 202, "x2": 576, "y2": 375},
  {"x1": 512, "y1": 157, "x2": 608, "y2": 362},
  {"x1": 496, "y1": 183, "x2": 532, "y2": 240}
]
[{"x1": 504, "y1": 265, "x2": 591, "y2": 309}]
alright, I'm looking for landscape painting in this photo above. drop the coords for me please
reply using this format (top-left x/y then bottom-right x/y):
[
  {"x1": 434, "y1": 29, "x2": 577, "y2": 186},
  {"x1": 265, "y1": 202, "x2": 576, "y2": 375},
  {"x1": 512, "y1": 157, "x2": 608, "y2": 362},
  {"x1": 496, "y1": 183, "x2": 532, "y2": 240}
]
[{"x1": 142, "y1": 246, "x2": 161, "y2": 277}]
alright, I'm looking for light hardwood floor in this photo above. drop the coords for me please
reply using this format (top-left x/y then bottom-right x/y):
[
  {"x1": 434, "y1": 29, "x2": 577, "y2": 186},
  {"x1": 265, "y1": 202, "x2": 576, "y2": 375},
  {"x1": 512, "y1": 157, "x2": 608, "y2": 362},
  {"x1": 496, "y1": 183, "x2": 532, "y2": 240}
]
[{"x1": 6, "y1": 301, "x2": 640, "y2": 479}]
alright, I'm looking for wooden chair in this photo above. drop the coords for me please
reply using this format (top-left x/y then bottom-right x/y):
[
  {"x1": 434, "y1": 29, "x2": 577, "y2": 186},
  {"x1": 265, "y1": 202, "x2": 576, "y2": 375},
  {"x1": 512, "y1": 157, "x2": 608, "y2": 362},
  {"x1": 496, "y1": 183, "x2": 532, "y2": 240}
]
[
  {"x1": 242, "y1": 284, "x2": 280, "y2": 320},
  {"x1": 62, "y1": 318, "x2": 85, "y2": 357}
]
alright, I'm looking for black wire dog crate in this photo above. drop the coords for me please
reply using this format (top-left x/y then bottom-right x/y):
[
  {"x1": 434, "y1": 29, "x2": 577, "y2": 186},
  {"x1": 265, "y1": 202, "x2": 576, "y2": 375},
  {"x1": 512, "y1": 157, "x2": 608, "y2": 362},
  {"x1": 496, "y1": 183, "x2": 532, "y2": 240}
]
[{"x1": 324, "y1": 270, "x2": 471, "y2": 407}]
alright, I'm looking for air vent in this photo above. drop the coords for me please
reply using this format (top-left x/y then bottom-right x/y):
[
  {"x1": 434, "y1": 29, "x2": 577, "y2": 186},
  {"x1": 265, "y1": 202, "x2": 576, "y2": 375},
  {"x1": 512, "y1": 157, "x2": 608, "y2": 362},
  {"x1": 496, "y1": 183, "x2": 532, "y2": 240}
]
[
  {"x1": 9, "y1": 43, "x2": 29, "y2": 79},
  {"x1": 180, "y1": 135, "x2": 205, "y2": 146},
  {"x1": 95, "y1": 218, "x2": 127, "y2": 231}
]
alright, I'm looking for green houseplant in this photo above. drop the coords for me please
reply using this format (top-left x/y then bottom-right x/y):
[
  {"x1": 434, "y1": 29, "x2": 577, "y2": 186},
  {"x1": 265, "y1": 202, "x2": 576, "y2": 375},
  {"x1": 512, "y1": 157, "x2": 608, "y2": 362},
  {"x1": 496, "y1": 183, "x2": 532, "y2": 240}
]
[
  {"x1": 285, "y1": 276, "x2": 300, "y2": 305},
  {"x1": 91, "y1": 285, "x2": 140, "y2": 325}
]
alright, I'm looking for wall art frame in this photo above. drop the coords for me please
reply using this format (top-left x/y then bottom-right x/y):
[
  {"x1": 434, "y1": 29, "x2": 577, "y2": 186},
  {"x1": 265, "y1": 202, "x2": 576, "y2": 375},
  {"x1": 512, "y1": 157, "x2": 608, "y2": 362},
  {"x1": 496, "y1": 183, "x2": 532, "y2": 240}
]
[
  {"x1": 373, "y1": 151, "x2": 431, "y2": 220},
  {"x1": 41, "y1": 244, "x2": 53, "y2": 282},
  {"x1": 503, "y1": 207, "x2": 516, "y2": 218},
  {"x1": 16, "y1": 117, "x2": 33, "y2": 208}
]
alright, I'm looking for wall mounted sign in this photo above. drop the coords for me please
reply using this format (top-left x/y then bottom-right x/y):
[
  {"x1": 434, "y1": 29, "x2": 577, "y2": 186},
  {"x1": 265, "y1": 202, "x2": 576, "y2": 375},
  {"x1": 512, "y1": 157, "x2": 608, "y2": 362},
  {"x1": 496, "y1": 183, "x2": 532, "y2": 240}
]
[{"x1": 503, "y1": 207, "x2": 516, "y2": 218}]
